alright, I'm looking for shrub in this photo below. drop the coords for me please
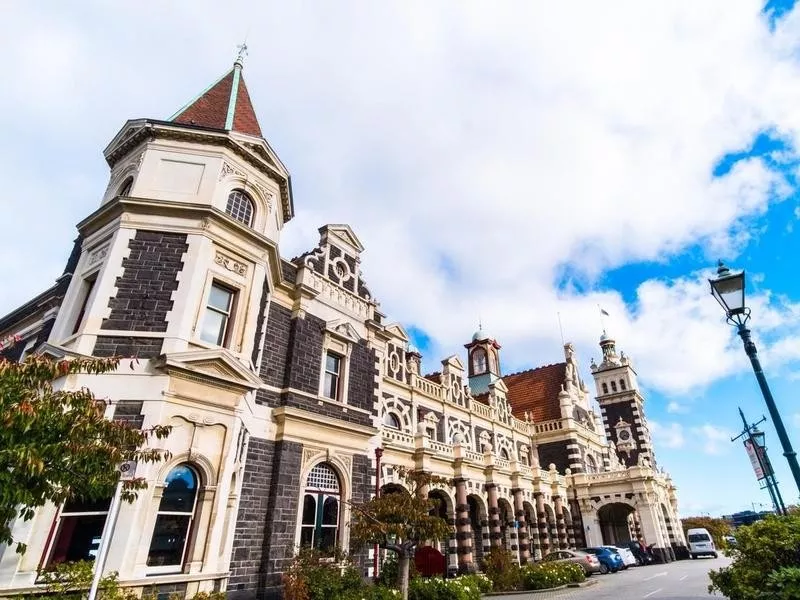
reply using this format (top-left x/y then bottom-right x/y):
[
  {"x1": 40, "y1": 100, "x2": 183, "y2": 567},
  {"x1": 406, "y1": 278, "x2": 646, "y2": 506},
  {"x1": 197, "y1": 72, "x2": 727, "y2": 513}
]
[
  {"x1": 481, "y1": 547, "x2": 521, "y2": 591},
  {"x1": 456, "y1": 573, "x2": 492, "y2": 594},
  {"x1": 378, "y1": 553, "x2": 418, "y2": 587},
  {"x1": 12, "y1": 561, "x2": 137, "y2": 600},
  {"x1": 521, "y1": 561, "x2": 585, "y2": 590},
  {"x1": 341, "y1": 586, "x2": 402, "y2": 600},
  {"x1": 709, "y1": 514, "x2": 800, "y2": 600},
  {"x1": 282, "y1": 548, "x2": 363, "y2": 600},
  {"x1": 407, "y1": 576, "x2": 482, "y2": 600}
]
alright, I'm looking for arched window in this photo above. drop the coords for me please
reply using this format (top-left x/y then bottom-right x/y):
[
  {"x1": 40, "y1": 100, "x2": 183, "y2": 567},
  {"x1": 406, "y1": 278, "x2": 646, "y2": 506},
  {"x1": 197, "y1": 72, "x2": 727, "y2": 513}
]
[
  {"x1": 383, "y1": 412, "x2": 401, "y2": 429},
  {"x1": 225, "y1": 190, "x2": 254, "y2": 227},
  {"x1": 585, "y1": 454, "x2": 598, "y2": 474},
  {"x1": 601, "y1": 383, "x2": 608, "y2": 395},
  {"x1": 610, "y1": 381, "x2": 618, "y2": 393},
  {"x1": 500, "y1": 448, "x2": 510, "y2": 460},
  {"x1": 619, "y1": 379, "x2": 627, "y2": 391},
  {"x1": 300, "y1": 463, "x2": 340, "y2": 554},
  {"x1": 147, "y1": 465, "x2": 199, "y2": 568},
  {"x1": 117, "y1": 177, "x2": 133, "y2": 197},
  {"x1": 472, "y1": 347, "x2": 487, "y2": 374}
]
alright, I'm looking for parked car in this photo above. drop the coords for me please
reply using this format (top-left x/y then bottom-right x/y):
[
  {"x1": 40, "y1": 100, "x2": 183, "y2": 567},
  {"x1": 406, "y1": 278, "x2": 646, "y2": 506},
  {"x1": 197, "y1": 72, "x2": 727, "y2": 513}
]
[
  {"x1": 625, "y1": 540, "x2": 655, "y2": 565},
  {"x1": 580, "y1": 547, "x2": 625, "y2": 573},
  {"x1": 541, "y1": 549, "x2": 602, "y2": 575},
  {"x1": 606, "y1": 545, "x2": 637, "y2": 568},
  {"x1": 687, "y1": 527, "x2": 718, "y2": 559}
]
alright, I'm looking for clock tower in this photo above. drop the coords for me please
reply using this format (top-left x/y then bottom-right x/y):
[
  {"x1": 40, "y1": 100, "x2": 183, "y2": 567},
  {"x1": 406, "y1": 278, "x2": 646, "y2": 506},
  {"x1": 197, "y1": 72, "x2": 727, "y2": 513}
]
[{"x1": 590, "y1": 331, "x2": 654, "y2": 467}]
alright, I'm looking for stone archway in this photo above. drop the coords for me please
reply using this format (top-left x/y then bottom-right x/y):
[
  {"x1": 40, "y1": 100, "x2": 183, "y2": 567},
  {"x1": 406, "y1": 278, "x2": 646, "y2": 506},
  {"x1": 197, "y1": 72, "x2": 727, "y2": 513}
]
[
  {"x1": 544, "y1": 503, "x2": 558, "y2": 555},
  {"x1": 428, "y1": 489, "x2": 457, "y2": 573},
  {"x1": 498, "y1": 498, "x2": 516, "y2": 562},
  {"x1": 522, "y1": 501, "x2": 541, "y2": 560},
  {"x1": 467, "y1": 494, "x2": 487, "y2": 568},
  {"x1": 597, "y1": 502, "x2": 635, "y2": 546}
]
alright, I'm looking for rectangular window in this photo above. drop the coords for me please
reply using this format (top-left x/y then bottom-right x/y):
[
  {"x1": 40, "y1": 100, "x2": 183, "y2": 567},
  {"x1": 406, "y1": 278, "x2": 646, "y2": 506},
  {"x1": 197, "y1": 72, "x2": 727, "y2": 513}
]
[
  {"x1": 199, "y1": 282, "x2": 235, "y2": 346},
  {"x1": 47, "y1": 497, "x2": 111, "y2": 566},
  {"x1": 72, "y1": 273, "x2": 98, "y2": 335},
  {"x1": 322, "y1": 352, "x2": 341, "y2": 400}
]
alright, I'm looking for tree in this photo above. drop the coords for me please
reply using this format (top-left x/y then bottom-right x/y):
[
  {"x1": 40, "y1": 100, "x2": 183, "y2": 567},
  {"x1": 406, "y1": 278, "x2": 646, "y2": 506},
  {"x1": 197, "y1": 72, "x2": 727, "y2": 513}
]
[
  {"x1": 349, "y1": 468, "x2": 453, "y2": 600},
  {"x1": 681, "y1": 515, "x2": 731, "y2": 549},
  {"x1": 0, "y1": 353, "x2": 171, "y2": 552},
  {"x1": 708, "y1": 513, "x2": 800, "y2": 600}
]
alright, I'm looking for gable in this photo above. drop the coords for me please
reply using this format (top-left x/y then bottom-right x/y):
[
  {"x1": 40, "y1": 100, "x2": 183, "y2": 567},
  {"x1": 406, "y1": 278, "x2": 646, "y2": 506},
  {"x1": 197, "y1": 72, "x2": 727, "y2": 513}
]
[{"x1": 385, "y1": 323, "x2": 410, "y2": 343}]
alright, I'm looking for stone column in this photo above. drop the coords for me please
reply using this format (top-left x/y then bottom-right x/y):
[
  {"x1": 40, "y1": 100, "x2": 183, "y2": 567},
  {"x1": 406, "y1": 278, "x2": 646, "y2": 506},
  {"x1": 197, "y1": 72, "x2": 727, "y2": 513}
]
[
  {"x1": 582, "y1": 508, "x2": 602, "y2": 547},
  {"x1": 554, "y1": 496, "x2": 568, "y2": 549},
  {"x1": 637, "y1": 503, "x2": 669, "y2": 563},
  {"x1": 453, "y1": 478, "x2": 474, "y2": 574},
  {"x1": 527, "y1": 505, "x2": 542, "y2": 561},
  {"x1": 486, "y1": 483, "x2": 502, "y2": 548},
  {"x1": 535, "y1": 493, "x2": 550, "y2": 556},
  {"x1": 512, "y1": 489, "x2": 530, "y2": 563}
]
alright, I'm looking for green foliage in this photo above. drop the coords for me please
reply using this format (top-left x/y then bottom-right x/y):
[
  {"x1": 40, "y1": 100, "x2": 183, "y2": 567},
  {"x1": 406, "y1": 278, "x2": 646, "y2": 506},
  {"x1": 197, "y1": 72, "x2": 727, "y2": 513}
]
[
  {"x1": 407, "y1": 576, "x2": 483, "y2": 600},
  {"x1": 378, "y1": 553, "x2": 417, "y2": 587},
  {"x1": 282, "y1": 548, "x2": 363, "y2": 600},
  {"x1": 520, "y1": 561, "x2": 585, "y2": 590},
  {"x1": 12, "y1": 560, "x2": 137, "y2": 600},
  {"x1": 456, "y1": 574, "x2": 492, "y2": 594},
  {"x1": 708, "y1": 513, "x2": 800, "y2": 600},
  {"x1": 0, "y1": 354, "x2": 171, "y2": 551},
  {"x1": 481, "y1": 547, "x2": 521, "y2": 591},
  {"x1": 682, "y1": 515, "x2": 732, "y2": 549},
  {"x1": 340, "y1": 586, "x2": 402, "y2": 600}
]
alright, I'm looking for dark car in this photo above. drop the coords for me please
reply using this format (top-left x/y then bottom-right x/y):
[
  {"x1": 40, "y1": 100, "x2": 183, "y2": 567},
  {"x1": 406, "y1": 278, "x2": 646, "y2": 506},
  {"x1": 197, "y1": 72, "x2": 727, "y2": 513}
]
[
  {"x1": 626, "y1": 540, "x2": 654, "y2": 565},
  {"x1": 580, "y1": 547, "x2": 625, "y2": 574}
]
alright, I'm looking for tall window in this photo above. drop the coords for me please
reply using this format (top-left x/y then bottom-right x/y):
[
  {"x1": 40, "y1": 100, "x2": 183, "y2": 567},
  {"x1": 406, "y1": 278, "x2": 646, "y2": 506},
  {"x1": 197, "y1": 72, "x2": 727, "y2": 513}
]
[
  {"x1": 225, "y1": 190, "x2": 254, "y2": 227},
  {"x1": 323, "y1": 352, "x2": 342, "y2": 400},
  {"x1": 47, "y1": 497, "x2": 110, "y2": 565},
  {"x1": 300, "y1": 463, "x2": 340, "y2": 554},
  {"x1": 601, "y1": 382, "x2": 608, "y2": 395},
  {"x1": 610, "y1": 381, "x2": 618, "y2": 393},
  {"x1": 619, "y1": 379, "x2": 627, "y2": 391},
  {"x1": 585, "y1": 454, "x2": 598, "y2": 474},
  {"x1": 147, "y1": 465, "x2": 199, "y2": 569},
  {"x1": 72, "y1": 273, "x2": 98, "y2": 334},
  {"x1": 200, "y1": 282, "x2": 235, "y2": 345},
  {"x1": 472, "y1": 347, "x2": 487, "y2": 374}
]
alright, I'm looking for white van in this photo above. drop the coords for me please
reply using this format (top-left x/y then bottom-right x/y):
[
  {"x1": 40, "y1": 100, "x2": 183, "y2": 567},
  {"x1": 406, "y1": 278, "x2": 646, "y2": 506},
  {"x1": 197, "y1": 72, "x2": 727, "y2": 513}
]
[{"x1": 687, "y1": 528, "x2": 718, "y2": 559}]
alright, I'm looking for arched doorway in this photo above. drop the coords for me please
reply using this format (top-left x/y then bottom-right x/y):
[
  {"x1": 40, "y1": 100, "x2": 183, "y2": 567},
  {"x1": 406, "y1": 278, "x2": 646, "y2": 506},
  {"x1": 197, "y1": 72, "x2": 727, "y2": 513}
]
[
  {"x1": 597, "y1": 502, "x2": 635, "y2": 546},
  {"x1": 467, "y1": 494, "x2": 487, "y2": 568},
  {"x1": 523, "y1": 501, "x2": 540, "y2": 561},
  {"x1": 544, "y1": 503, "x2": 558, "y2": 554},
  {"x1": 428, "y1": 489, "x2": 456, "y2": 573},
  {"x1": 498, "y1": 498, "x2": 516, "y2": 562}
]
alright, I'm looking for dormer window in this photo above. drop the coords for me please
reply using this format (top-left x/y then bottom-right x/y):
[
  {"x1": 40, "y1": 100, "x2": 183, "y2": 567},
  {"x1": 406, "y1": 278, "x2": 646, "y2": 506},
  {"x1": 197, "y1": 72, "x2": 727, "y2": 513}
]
[
  {"x1": 225, "y1": 190, "x2": 254, "y2": 227},
  {"x1": 472, "y1": 347, "x2": 487, "y2": 374}
]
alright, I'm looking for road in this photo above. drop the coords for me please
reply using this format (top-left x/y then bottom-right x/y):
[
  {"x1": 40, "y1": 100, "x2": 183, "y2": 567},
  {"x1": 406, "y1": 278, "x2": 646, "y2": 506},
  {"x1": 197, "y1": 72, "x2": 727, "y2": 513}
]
[{"x1": 488, "y1": 555, "x2": 732, "y2": 600}]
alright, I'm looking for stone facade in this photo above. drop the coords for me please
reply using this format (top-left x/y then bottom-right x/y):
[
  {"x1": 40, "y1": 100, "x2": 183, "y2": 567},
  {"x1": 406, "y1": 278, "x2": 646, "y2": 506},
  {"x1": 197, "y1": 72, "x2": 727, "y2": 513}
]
[{"x1": 0, "y1": 57, "x2": 687, "y2": 599}]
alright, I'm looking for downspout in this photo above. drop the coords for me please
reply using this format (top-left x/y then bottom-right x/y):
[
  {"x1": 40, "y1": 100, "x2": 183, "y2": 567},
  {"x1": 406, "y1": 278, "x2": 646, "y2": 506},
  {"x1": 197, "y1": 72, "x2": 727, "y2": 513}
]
[{"x1": 373, "y1": 447, "x2": 384, "y2": 579}]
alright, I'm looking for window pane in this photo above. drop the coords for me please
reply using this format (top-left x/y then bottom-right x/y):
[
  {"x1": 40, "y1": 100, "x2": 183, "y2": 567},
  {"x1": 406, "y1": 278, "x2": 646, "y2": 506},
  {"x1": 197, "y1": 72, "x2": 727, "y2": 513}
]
[
  {"x1": 62, "y1": 496, "x2": 111, "y2": 514},
  {"x1": 147, "y1": 514, "x2": 191, "y2": 567},
  {"x1": 300, "y1": 526, "x2": 314, "y2": 548},
  {"x1": 208, "y1": 285, "x2": 232, "y2": 312},
  {"x1": 319, "y1": 527, "x2": 337, "y2": 553},
  {"x1": 200, "y1": 310, "x2": 227, "y2": 345},
  {"x1": 49, "y1": 515, "x2": 106, "y2": 565},
  {"x1": 159, "y1": 466, "x2": 198, "y2": 512},
  {"x1": 302, "y1": 495, "x2": 316, "y2": 525},
  {"x1": 325, "y1": 353, "x2": 340, "y2": 374},
  {"x1": 322, "y1": 497, "x2": 338, "y2": 526},
  {"x1": 323, "y1": 373, "x2": 338, "y2": 399}
]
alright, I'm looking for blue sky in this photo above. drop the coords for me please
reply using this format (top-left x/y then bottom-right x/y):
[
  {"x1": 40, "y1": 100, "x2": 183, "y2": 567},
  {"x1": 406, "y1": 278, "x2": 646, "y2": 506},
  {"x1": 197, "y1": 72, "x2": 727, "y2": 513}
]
[{"x1": 4, "y1": 1, "x2": 800, "y2": 517}]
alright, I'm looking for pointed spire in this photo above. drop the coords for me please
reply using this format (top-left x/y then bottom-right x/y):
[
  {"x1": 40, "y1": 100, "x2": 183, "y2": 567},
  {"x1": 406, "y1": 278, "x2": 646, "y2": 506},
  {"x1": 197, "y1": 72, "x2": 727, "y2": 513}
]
[{"x1": 169, "y1": 46, "x2": 263, "y2": 138}]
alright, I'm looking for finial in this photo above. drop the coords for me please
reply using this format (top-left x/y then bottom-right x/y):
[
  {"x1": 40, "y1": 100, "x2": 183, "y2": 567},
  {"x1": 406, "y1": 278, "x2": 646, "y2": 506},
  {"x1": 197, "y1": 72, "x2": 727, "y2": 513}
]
[
  {"x1": 235, "y1": 42, "x2": 249, "y2": 67},
  {"x1": 716, "y1": 260, "x2": 730, "y2": 277}
]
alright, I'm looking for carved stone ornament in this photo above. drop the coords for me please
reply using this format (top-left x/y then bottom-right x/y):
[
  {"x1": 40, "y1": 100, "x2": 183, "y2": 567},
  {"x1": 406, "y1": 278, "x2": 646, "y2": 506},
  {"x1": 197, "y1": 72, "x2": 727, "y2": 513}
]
[
  {"x1": 87, "y1": 244, "x2": 110, "y2": 266},
  {"x1": 219, "y1": 161, "x2": 246, "y2": 181},
  {"x1": 214, "y1": 251, "x2": 248, "y2": 276}
]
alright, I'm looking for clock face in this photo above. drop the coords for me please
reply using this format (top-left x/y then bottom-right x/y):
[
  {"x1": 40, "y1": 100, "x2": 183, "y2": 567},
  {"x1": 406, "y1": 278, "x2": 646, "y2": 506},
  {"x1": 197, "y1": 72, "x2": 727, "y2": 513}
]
[{"x1": 618, "y1": 429, "x2": 631, "y2": 442}]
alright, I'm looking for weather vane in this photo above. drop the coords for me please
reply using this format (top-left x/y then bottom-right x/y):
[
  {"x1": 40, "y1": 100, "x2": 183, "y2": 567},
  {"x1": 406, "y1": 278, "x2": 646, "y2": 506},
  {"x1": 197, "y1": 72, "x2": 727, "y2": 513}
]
[{"x1": 235, "y1": 41, "x2": 249, "y2": 65}]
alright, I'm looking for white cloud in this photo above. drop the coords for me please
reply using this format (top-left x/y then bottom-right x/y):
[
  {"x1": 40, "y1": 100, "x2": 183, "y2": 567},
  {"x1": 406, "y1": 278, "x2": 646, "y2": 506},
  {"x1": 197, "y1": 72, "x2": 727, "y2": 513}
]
[
  {"x1": 651, "y1": 421, "x2": 685, "y2": 449},
  {"x1": 2, "y1": 1, "x2": 800, "y2": 400},
  {"x1": 691, "y1": 424, "x2": 735, "y2": 455},
  {"x1": 667, "y1": 401, "x2": 689, "y2": 414}
]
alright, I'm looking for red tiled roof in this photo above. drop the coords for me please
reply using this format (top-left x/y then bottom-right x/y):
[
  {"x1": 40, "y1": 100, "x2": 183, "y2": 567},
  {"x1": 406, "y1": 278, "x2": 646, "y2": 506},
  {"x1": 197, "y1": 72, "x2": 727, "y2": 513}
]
[
  {"x1": 503, "y1": 363, "x2": 567, "y2": 422},
  {"x1": 171, "y1": 67, "x2": 263, "y2": 137}
]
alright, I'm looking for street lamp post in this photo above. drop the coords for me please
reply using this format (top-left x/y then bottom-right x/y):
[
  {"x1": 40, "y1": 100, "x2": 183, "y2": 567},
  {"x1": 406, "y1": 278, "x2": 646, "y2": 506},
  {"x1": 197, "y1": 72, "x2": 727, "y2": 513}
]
[{"x1": 709, "y1": 261, "x2": 800, "y2": 498}]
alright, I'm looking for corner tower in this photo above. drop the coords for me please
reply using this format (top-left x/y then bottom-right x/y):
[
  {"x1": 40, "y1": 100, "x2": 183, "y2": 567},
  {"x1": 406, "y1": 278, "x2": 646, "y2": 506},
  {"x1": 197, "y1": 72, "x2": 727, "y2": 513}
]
[
  {"x1": 49, "y1": 52, "x2": 293, "y2": 364},
  {"x1": 590, "y1": 331, "x2": 654, "y2": 467}
]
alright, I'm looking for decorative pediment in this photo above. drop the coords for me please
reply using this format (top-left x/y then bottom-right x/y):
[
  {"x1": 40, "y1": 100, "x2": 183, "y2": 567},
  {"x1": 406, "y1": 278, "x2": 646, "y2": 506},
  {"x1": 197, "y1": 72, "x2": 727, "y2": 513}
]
[
  {"x1": 320, "y1": 224, "x2": 365, "y2": 254},
  {"x1": 327, "y1": 320, "x2": 362, "y2": 344},
  {"x1": 441, "y1": 355, "x2": 465, "y2": 371},
  {"x1": 385, "y1": 323, "x2": 410, "y2": 343},
  {"x1": 156, "y1": 348, "x2": 262, "y2": 391},
  {"x1": 489, "y1": 378, "x2": 509, "y2": 394}
]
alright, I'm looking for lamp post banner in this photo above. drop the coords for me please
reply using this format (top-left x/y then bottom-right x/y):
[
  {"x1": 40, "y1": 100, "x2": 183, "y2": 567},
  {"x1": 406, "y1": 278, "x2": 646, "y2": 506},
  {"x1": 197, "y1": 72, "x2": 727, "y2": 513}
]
[{"x1": 744, "y1": 439, "x2": 771, "y2": 480}]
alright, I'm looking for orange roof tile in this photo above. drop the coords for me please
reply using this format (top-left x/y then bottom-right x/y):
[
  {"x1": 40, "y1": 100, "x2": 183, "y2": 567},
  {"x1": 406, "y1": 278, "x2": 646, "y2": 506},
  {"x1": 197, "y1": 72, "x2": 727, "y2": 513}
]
[
  {"x1": 503, "y1": 363, "x2": 566, "y2": 422},
  {"x1": 171, "y1": 65, "x2": 263, "y2": 137}
]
